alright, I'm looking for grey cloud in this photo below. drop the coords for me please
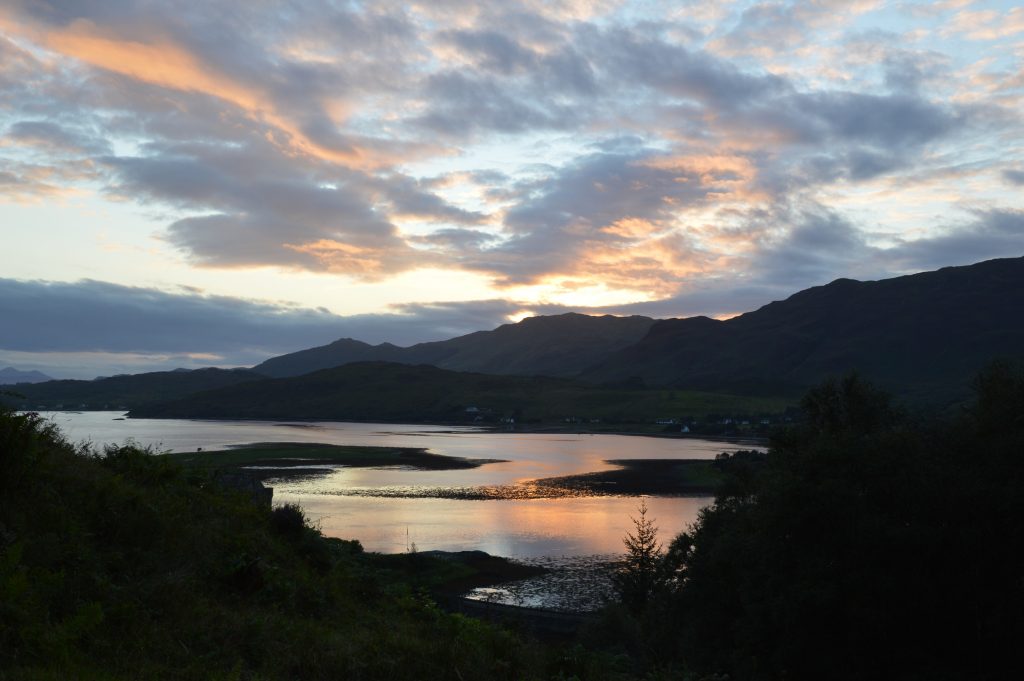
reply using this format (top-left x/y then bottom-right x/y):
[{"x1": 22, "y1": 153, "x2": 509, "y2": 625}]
[
  {"x1": 751, "y1": 210, "x2": 880, "y2": 287},
  {"x1": 375, "y1": 174, "x2": 487, "y2": 224},
  {"x1": 0, "y1": 278, "x2": 350, "y2": 357},
  {"x1": 593, "y1": 26, "x2": 789, "y2": 107},
  {"x1": 883, "y1": 53, "x2": 931, "y2": 93},
  {"x1": 104, "y1": 146, "x2": 428, "y2": 274},
  {"x1": 715, "y1": 206, "x2": 1024, "y2": 298},
  {"x1": 0, "y1": 279, "x2": 517, "y2": 376},
  {"x1": 7, "y1": 120, "x2": 111, "y2": 155},
  {"x1": 580, "y1": 26, "x2": 966, "y2": 188},
  {"x1": 593, "y1": 285, "x2": 792, "y2": 320},
  {"x1": 384, "y1": 299, "x2": 527, "y2": 341},
  {"x1": 714, "y1": 2, "x2": 808, "y2": 55},
  {"x1": 414, "y1": 71, "x2": 582, "y2": 135},
  {"x1": 13, "y1": 0, "x2": 147, "y2": 24},
  {"x1": 1003, "y1": 169, "x2": 1024, "y2": 186},
  {"x1": 444, "y1": 30, "x2": 537, "y2": 75},
  {"x1": 410, "y1": 229, "x2": 499, "y2": 251},
  {"x1": 779, "y1": 91, "x2": 959, "y2": 148},
  {"x1": 714, "y1": 0, "x2": 882, "y2": 57},
  {"x1": 588, "y1": 136, "x2": 649, "y2": 153},
  {"x1": 838, "y1": 31, "x2": 952, "y2": 94},
  {"x1": 887, "y1": 209, "x2": 1024, "y2": 271},
  {"x1": 443, "y1": 29, "x2": 597, "y2": 94},
  {"x1": 467, "y1": 169, "x2": 511, "y2": 185},
  {"x1": 0, "y1": 158, "x2": 100, "y2": 199},
  {"x1": 736, "y1": 90, "x2": 966, "y2": 190},
  {"x1": 509, "y1": 157, "x2": 671, "y2": 231}
]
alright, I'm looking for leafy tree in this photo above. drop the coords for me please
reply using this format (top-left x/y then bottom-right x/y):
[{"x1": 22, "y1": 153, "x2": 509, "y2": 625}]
[{"x1": 634, "y1": 370, "x2": 1024, "y2": 680}]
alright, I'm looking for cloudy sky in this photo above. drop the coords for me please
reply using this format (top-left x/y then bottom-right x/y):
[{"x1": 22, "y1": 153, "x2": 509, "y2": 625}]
[{"x1": 1, "y1": 0, "x2": 1022, "y2": 378}]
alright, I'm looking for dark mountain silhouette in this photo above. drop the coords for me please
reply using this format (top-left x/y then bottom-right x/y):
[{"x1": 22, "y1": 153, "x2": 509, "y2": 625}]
[
  {"x1": 582, "y1": 256, "x2": 1024, "y2": 402},
  {"x1": 253, "y1": 312, "x2": 655, "y2": 378},
  {"x1": 0, "y1": 367, "x2": 53, "y2": 385},
  {"x1": 4, "y1": 367, "x2": 265, "y2": 410},
  {"x1": 10, "y1": 258, "x2": 1021, "y2": 414}
]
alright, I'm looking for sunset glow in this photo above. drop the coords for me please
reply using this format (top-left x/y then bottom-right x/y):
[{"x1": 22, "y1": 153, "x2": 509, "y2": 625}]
[{"x1": 2, "y1": 0, "x2": 1022, "y2": 377}]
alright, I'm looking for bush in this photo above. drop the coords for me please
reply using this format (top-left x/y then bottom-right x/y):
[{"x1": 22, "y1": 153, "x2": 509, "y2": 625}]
[
  {"x1": 614, "y1": 369, "x2": 1024, "y2": 680},
  {"x1": 270, "y1": 502, "x2": 309, "y2": 540}
]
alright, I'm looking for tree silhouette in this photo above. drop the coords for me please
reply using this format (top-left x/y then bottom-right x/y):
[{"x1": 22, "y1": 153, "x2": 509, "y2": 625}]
[{"x1": 613, "y1": 499, "x2": 663, "y2": 612}]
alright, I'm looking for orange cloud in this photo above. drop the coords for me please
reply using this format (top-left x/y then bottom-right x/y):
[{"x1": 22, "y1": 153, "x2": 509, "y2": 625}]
[
  {"x1": 42, "y1": 20, "x2": 408, "y2": 170},
  {"x1": 49, "y1": 20, "x2": 262, "y2": 112},
  {"x1": 639, "y1": 153, "x2": 770, "y2": 204},
  {"x1": 284, "y1": 238, "x2": 434, "y2": 278}
]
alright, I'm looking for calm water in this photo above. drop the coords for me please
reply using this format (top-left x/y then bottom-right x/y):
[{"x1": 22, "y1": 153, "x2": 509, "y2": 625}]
[{"x1": 44, "y1": 412, "x2": 744, "y2": 560}]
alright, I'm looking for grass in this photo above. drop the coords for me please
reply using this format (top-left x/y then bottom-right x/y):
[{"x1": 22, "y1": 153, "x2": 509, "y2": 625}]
[
  {"x1": 164, "y1": 441, "x2": 502, "y2": 473},
  {"x1": 534, "y1": 459, "x2": 726, "y2": 496}
]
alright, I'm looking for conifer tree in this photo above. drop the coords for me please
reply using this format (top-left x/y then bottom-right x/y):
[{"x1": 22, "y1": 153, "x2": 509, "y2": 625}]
[{"x1": 613, "y1": 499, "x2": 663, "y2": 612}]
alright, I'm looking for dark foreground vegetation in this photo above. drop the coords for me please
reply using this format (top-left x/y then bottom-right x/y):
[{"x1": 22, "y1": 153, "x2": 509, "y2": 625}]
[
  {"x1": 4, "y1": 361, "x2": 1023, "y2": 680},
  {"x1": 0, "y1": 406, "x2": 627, "y2": 680},
  {"x1": 597, "y1": 362, "x2": 1024, "y2": 680}
]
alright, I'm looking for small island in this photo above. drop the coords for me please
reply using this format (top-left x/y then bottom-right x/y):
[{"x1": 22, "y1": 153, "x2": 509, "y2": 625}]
[{"x1": 164, "y1": 441, "x2": 505, "y2": 478}]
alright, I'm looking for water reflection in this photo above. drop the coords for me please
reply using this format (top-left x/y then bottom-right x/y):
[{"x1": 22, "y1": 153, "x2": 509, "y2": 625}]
[
  {"x1": 43, "y1": 412, "x2": 742, "y2": 558},
  {"x1": 290, "y1": 493, "x2": 711, "y2": 558}
]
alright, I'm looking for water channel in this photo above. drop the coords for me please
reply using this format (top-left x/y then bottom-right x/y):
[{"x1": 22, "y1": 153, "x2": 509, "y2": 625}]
[{"x1": 45, "y1": 411, "x2": 756, "y2": 609}]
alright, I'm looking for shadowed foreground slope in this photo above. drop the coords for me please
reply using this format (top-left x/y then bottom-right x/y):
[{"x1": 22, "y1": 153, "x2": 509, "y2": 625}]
[
  {"x1": 0, "y1": 408, "x2": 628, "y2": 680},
  {"x1": 591, "y1": 365, "x2": 1024, "y2": 679}
]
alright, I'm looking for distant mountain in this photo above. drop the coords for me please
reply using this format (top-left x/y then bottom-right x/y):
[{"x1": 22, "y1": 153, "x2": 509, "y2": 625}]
[
  {"x1": 131, "y1": 361, "x2": 787, "y2": 423},
  {"x1": 0, "y1": 367, "x2": 53, "y2": 385},
  {"x1": 254, "y1": 313, "x2": 656, "y2": 378},
  {"x1": 254, "y1": 338, "x2": 409, "y2": 378},
  {"x1": 582, "y1": 257, "x2": 1024, "y2": 403},
  {"x1": 10, "y1": 258, "x2": 1020, "y2": 416},
  {"x1": 2, "y1": 368, "x2": 266, "y2": 410}
]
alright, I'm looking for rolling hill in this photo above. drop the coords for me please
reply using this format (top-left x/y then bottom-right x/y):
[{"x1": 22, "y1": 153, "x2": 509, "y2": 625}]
[
  {"x1": 3, "y1": 367, "x2": 266, "y2": 410},
  {"x1": 130, "y1": 361, "x2": 788, "y2": 423}
]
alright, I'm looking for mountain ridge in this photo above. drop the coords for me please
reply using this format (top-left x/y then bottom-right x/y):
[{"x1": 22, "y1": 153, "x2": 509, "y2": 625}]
[
  {"x1": 7, "y1": 257, "x2": 1023, "y2": 412},
  {"x1": 0, "y1": 367, "x2": 53, "y2": 385},
  {"x1": 253, "y1": 312, "x2": 656, "y2": 378},
  {"x1": 582, "y1": 256, "x2": 1024, "y2": 401}
]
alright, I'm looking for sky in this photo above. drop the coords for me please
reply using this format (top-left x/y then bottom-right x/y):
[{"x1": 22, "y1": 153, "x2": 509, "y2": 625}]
[{"x1": 1, "y1": 0, "x2": 1022, "y2": 378}]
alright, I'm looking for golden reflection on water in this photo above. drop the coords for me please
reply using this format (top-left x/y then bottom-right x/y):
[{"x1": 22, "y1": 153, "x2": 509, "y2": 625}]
[
  {"x1": 286, "y1": 493, "x2": 711, "y2": 558},
  {"x1": 45, "y1": 412, "x2": 744, "y2": 559}
]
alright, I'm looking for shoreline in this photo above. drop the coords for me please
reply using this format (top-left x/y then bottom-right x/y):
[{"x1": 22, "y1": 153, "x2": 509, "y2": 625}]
[
  {"x1": 170, "y1": 442, "x2": 727, "y2": 499},
  {"x1": 112, "y1": 410, "x2": 769, "y2": 445},
  {"x1": 165, "y1": 441, "x2": 505, "y2": 478}
]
